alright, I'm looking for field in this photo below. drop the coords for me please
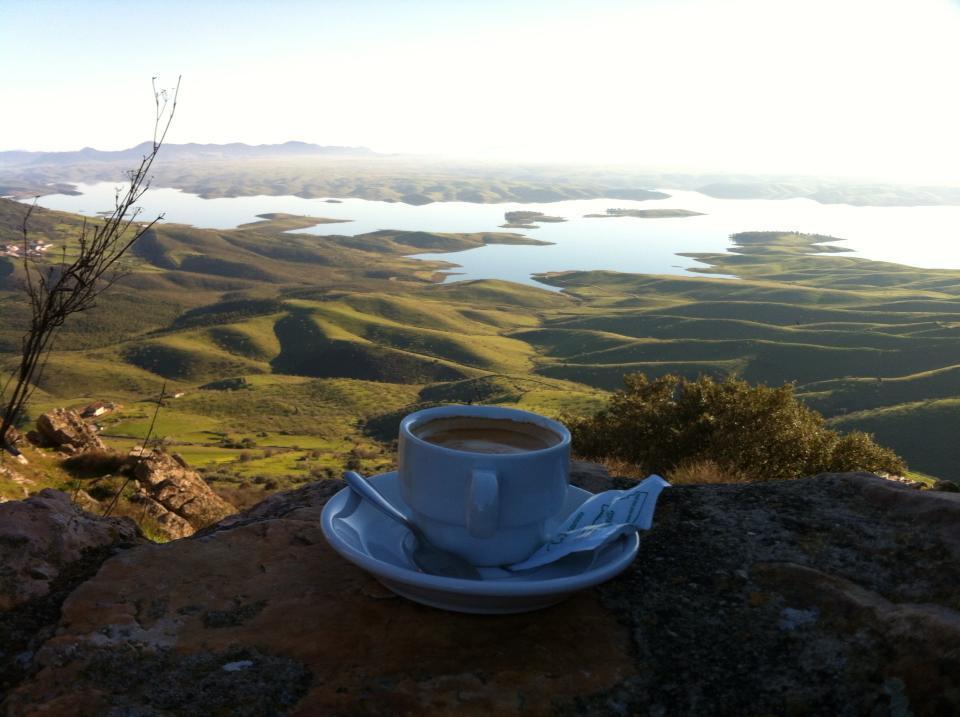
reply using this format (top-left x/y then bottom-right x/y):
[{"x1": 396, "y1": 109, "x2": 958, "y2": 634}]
[{"x1": 2, "y1": 199, "x2": 960, "y2": 499}]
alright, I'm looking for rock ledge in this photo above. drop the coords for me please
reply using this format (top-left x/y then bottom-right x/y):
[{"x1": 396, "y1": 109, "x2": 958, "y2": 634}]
[{"x1": 1, "y1": 467, "x2": 958, "y2": 715}]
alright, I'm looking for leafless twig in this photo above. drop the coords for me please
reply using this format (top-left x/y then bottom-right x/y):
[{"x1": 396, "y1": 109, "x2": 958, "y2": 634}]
[
  {"x1": 102, "y1": 382, "x2": 166, "y2": 518},
  {"x1": 0, "y1": 76, "x2": 180, "y2": 454}
]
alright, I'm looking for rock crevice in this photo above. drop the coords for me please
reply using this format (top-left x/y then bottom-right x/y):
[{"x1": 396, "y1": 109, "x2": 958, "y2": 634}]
[{"x1": 129, "y1": 449, "x2": 235, "y2": 539}]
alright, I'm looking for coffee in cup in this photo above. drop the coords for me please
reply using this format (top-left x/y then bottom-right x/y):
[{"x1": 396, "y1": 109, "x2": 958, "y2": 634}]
[
  {"x1": 398, "y1": 405, "x2": 571, "y2": 566},
  {"x1": 413, "y1": 416, "x2": 562, "y2": 455}
]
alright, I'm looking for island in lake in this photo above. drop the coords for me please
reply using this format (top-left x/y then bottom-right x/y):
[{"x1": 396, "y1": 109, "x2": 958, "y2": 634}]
[
  {"x1": 500, "y1": 210, "x2": 567, "y2": 229},
  {"x1": 584, "y1": 208, "x2": 705, "y2": 219}
]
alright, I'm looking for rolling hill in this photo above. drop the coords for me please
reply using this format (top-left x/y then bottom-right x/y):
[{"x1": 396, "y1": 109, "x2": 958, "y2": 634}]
[{"x1": 2, "y1": 200, "x2": 959, "y2": 486}]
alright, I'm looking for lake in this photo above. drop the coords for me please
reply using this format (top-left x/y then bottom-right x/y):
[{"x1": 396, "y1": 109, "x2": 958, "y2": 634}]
[{"x1": 25, "y1": 182, "x2": 960, "y2": 289}]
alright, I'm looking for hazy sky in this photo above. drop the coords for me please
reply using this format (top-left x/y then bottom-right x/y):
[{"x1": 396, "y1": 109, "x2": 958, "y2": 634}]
[{"x1": 2, "y1": 0, "x2": 960, "y2": 183}]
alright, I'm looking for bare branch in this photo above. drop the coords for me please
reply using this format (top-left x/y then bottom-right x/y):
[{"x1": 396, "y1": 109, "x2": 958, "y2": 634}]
[
  {"x1": 1, "y1": 76, "x2": 180, "y2": 453},
  {"x1": 103, "y1": 381, "x2": 166, "y2": 518}
]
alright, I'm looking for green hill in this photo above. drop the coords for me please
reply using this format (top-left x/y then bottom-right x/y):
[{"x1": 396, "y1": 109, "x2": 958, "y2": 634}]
[
  {"x1": 799, "y1": 364, "x2": 960, "y2": 416},
  {"x1": 829, "y1": 400, "x2": 960, "y2": 482},
  {"x1": 3, "y1": 202, "x2": 960, "y2": 484}
]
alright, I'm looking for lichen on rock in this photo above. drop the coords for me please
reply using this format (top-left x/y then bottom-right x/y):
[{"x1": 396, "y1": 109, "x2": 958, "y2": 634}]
[
  {"x1": 129, "y1": 448, "x2": 235, "y2": 538},
  {"x1": 0, "y1": 489, "x2": 141, "y2": 612},
  {"x1": 34, "y1": 408, "x2": 106, "y2": 453},
  {"x1": 0, "y1": 466, "x2": 958, "y2": 715}
]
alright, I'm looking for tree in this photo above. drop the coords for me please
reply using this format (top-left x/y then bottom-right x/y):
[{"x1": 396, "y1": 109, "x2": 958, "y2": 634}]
[
  {"x1": 0, "y1": 76, "x2": 180, "y2": 456},
  {"x1": 565, "y1": 373, "x2": 906, "y2": 482}
]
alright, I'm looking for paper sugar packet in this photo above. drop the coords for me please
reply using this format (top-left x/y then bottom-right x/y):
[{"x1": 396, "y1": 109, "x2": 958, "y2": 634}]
[{"x1": 507, "y1": 474, "x2": 670, "y2": 571}]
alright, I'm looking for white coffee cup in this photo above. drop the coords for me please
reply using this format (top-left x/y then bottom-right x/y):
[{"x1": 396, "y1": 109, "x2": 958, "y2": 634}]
[{"x1": 398, "y1": 405, "x2": 571, "y2": 566}]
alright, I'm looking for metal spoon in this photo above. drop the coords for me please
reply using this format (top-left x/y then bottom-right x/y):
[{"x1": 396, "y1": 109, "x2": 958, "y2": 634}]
[{"x1": 343, "y1": 471, "x2": 482, "y2": 581}]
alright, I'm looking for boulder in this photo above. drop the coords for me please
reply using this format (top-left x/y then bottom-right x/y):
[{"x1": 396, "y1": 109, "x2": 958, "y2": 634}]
[
  {"x1": 127, "y1": 490, "x2": 195, "y2": 540},
  {"x1": 35, "y1": 409, "x2": 105, "y2": 453},
  {"x1": 2, "y1": 466, "x2": 959, "y2": 715},
  {"x1": 130, "y1": 449, "x2": 235, "y2": 537},
  {"x1": 0, "y1": 489, "x2": 141, "y2": 612},
  {"x1": 71, "y1": 489, "x2": 102, "y2": 514}
]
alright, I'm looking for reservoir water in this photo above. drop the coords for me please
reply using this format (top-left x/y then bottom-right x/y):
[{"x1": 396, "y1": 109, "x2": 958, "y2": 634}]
[{"x1": 25, "y1": 182, "x2": 960, "y2": 289}]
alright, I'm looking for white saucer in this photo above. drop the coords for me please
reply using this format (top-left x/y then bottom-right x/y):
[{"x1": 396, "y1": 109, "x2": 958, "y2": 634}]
[{"x1": 320, "y1": 471, "x2": 640, "y2": 614}]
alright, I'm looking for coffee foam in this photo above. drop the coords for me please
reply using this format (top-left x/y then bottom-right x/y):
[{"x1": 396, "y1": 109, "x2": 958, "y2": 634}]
[{"x1": 413, "y1": 416, "x2": 560, "y2": 455}]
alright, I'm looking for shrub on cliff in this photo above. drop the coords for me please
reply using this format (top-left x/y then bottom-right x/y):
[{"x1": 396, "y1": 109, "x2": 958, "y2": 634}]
[
  {"x1": 62, "y1": 449, "x2": 130, "y2": 478},
  {"x1": 566, "y1": 373, "x2": 906, "y2": 482}
]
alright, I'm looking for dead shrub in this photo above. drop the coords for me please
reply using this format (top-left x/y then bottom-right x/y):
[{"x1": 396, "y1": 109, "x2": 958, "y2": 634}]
[
  {"x1": 62, "y1": 449, "x2": 130, "y2": 478},
  {"x1": 666, "y1": 458, "x2": 746, "y2": 485}
]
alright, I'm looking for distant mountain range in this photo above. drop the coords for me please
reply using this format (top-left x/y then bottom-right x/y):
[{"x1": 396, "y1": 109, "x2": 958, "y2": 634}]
[
  {"x1": 3, "y1": 142, "x2": 960, "y2": 208},
  {"x1": 0, "y1": 141, "x2": 376, "y2": 168}
]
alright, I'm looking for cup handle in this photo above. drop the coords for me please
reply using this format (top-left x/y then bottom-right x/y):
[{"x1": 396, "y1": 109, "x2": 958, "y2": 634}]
[{"x1": 467, "y1": 468, "x2": 499, "y2": 539}]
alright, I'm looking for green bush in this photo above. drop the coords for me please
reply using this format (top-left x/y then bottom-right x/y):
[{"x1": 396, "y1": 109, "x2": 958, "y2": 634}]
[
  {"x1": 565, "y1": 373, "x2": 907, "y2": 481},
  {"x1": 826, "y1": 430, "x2": 905, "y2": 474}
]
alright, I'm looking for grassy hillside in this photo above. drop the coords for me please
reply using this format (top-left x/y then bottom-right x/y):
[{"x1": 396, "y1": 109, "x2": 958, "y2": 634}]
[
  {"x1": 531, "y1": 233, "x2": 960, "y2": 479},
  {"x1": 0, "y1": 197, "x2": 604, "y2": 506},
  {"x1": 800, "y1": 364, "x2": 960, "y2": 415},
  {"x1": 3, "y1": 201, "x2": 960, "y2": 487},
  {"x1": 829, "y1": 400, "x2": 960, "y2": 482}
]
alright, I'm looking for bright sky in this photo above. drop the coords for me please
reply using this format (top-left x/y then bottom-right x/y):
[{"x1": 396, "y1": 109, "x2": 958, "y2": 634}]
[{"x1": 2, "y1": 0, "x2": 960, "y2": 183}]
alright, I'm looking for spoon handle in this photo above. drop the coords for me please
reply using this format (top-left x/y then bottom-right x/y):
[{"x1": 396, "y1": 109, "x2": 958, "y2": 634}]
[{"x1": 343, "y1": 471, "x2": 421, "y2": 538}]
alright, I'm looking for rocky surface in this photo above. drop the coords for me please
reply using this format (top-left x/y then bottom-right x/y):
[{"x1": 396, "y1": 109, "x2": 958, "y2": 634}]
[
  {"x1": 33, "y1": 409, "x2": 106, "y2": 454},
  {"x1": 1, "y1": 465, "x2": 958, "y2": 715},
  {"x1": 2, "y1": 427, "x2": 24, "y2": 448},
  {"x1": 0, "y1": 490, "x2": 142, "y2": 700},
  {"x1": 0, "y1": 464, "x2": 33, "y2": 499},
  {"x1": 0, "y1": 490, "x2": 141, "y2": 612},
  {"x1": 130, "y1": 449, "x2": 235, "y2": 539}
]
